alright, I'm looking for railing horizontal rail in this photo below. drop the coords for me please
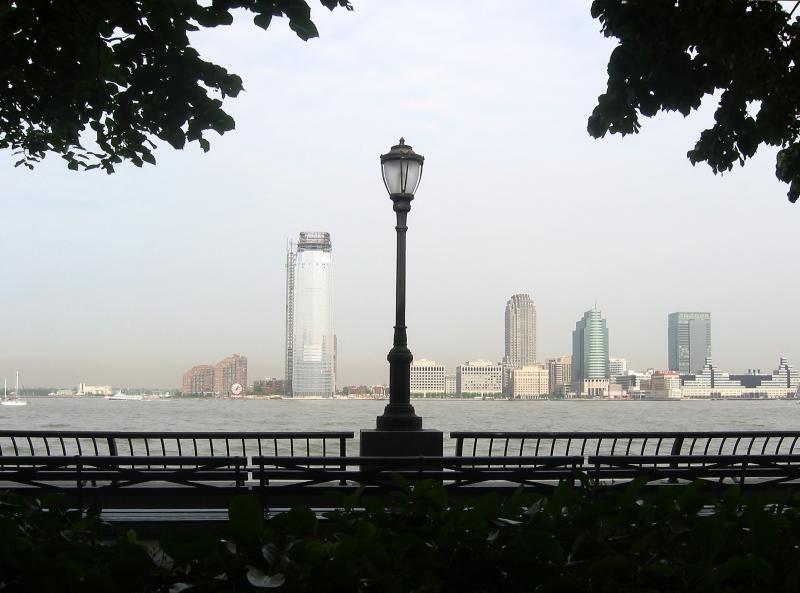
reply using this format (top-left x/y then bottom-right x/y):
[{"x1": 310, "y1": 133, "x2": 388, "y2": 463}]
[
  {"x1": 451, "y1": 431, "x2": 800, "y2": 459},
  {"x1": 0, "y1": 431, "x2": 354, "y2": 458}
]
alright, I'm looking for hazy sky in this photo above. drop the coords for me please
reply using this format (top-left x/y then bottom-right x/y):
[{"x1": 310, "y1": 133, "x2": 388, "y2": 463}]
[{"x1": 2, "y1": 1, "x2": 798, "y2": 388}]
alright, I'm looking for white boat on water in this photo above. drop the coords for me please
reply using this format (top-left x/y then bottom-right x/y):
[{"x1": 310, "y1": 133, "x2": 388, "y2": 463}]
[
  {"x1": 105, "y1": 391, "x2": 144, "y2": 401},
  {"x1": 2, "y1": 372, "x2": 28, "y2": 407}
]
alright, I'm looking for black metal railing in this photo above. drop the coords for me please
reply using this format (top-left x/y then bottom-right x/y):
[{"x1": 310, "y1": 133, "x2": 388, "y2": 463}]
[
  {"x1": 2, "y1": 431, "x2": 800, "y2": 509},
  {"x1": 0, "y1": 430, "x2": 353, "y2": 459},
  {"x1": 451, "y1": 431, "x2": 800, "y2": 460}
]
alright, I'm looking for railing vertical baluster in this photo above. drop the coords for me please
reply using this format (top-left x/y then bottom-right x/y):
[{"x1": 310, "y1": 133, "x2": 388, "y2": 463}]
[
  {"x1": 11, "y1": 437, "x2": 19, "y2": 456},
  {"x1": 776, "y1": 436, "x2": 785, "y2": 454}
]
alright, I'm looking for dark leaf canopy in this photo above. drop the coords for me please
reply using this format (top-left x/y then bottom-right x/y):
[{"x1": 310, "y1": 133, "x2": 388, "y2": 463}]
[
  {"x1": 0, "y1": 0, "x2": 352, "y2": 173},
  {"x1": 589, "y1": 0, "x2": 800, "y2": 203}
]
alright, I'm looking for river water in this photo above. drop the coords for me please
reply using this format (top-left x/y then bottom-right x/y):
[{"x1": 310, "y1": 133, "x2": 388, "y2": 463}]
[{"x1": 1, "y1": 397, "x2": 798, "y2": 435}]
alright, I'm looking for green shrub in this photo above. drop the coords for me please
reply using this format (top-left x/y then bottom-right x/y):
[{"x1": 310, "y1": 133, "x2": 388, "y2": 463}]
[{"x1": 3, "y1": 479, "x2": 800, "y2": 592}]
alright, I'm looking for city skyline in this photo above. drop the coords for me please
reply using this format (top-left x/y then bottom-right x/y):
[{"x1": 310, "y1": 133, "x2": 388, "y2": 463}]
[{"x1": 2, "y1": 2, "x2": 798, "y2": 388}]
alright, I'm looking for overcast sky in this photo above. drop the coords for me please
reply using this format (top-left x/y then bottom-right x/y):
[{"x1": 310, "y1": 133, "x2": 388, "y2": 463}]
[{"x1": 2, "y1": 1, "x2": 798, "y2": 388}]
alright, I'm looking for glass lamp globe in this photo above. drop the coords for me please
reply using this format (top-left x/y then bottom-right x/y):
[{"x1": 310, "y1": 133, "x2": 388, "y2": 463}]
[{"x1": 380, "y1": 138, "x2": 424, "y2": 196}]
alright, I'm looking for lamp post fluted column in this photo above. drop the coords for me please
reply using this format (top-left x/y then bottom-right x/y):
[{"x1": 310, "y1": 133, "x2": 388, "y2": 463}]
[{"x1": 378, "y1": 194, "x2": 422, "y2": 430}]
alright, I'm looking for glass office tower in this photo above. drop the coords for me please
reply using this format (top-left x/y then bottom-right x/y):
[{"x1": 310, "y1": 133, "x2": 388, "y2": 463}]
[
  {"x1": 571, "y1": 307, "x2": 610, "y2": 384},
  {"x1": 291, "y1": 232, "x2": 335, "y2": 397},
  {"x1": 668, "y1": 312, "x2": 711, "y2": 374}
]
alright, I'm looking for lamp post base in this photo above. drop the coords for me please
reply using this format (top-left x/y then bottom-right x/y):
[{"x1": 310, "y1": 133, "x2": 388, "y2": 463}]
[
  {"x1": 375, "y1": 402, "x2": 422, "y2": 430},
  {"x1": 360, "y1": 428, "x2": 443, "y2": 457}
]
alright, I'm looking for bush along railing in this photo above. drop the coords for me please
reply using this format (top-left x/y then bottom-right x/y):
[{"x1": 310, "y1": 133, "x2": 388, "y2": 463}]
[{"x1": 3, "y1": 479, "x2": 800, "y2": 593}]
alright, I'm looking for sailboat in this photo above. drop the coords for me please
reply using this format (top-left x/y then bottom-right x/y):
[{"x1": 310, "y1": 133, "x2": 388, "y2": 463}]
[{"x1": 2, "y1": 372, "x2": 28, "y2": 406}]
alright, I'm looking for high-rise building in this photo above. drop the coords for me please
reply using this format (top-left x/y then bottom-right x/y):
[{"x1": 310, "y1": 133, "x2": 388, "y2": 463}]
[
  {"x1": 572, "y1": 307, "x2": 609, "y2": 390},
  {"x1": 182, "y1": 365, "x2": 215, "y2": 395},
  {"x1": 668, "y1": 312, "x2": 711, "y2": 374},
  {"x1": 609, "y1": 357, "x2": 627, "y2": 378},
  {"x1": 285, "y1": 240, "x2": 297, "y2": 396},
  {"x1": 456, "y1": 360, "x2": 503, "y2": 396},
  {"x1": 410, "y1": 359, "x2": 446, "y2": 395},
  {"x1": 214, "y1": 354, "x2": 247, "y2": 397},
  {"x1": 504, "y1": 294, "x2": 537, "y2": 368},
  {"x1": 291, "y1": 232, "x2": 335, "y2": 397},
  {"x1": 547, "y1": 356, "x2": 572, "y2": 393}
]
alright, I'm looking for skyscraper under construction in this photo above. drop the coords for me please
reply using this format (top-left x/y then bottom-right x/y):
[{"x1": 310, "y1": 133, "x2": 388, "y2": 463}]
[{"x1": 285, "y1": 232, "x2": 336, "y2": 397}]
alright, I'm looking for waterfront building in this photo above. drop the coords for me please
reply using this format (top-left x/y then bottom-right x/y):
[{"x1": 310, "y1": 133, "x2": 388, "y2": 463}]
[
  {"x1": 445, "y1": 374, "x2": 456, "y2": 395},
  {"x1": 181, "y1": 365, "x2": 215, "y2": 395},
  {"x1": 252, "y1": 378, "x2": 286, "y2": 395},
  {"x1": 609, "y1": 357, "x2": 627, "y2": 378},
  {"x1": 650, "y1": 370, "x2": 682, "y2": 399},
  {"x1": 214, "y1": 354, "x2": 248, "y2": 397},
  {"x1": 547, "y1": 356, "x2": 572, "y2": 395},
  {"x1": 571, "y1": 307, "x2": 610, "y2": 394},
  {"x1": 504, "y1": 294, "x2": 537, "y2": 368},
  {"x1": 410, "y1": 359, "x2": 446, "y2": 395},
  {"x1": 511, "y1": 364, "x2": 549, "y2": 399},
  {"x1": 577, "y1": 378, "x2": 610, "y2": 398},
  {"x1": 285, "y1": 240, "x2": 297, "y2": 396},
  {"x1": 668, "y1": 312, "x2": 711, "y2": 374},
  {"x1": 290, "y1": 232, "x2": 336, "y2": 398},
  {"x1": 614, "y1": 370, "x2": 653, "y2": 394},
  {"x1": 77, "y1": 383, "x2": 113, "y2": 396},
  {"x1": 681, "y1": 357, "x2": 796, "y2": 399},
  {"x1": 730, "y1": 357, "x2": 799, "y2": 391},
  {"x1": 456, "y1": 360, "x2": 503, "y2": 396}
]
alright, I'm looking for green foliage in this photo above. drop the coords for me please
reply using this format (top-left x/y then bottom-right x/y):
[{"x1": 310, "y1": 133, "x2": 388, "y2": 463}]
[
  {"x1": 4, "y1": 482, "x2": 800, "y2": 592},
  {"x1": 0, "y1": 1, "x2": 352, "y2": 173},
  {"x1": 0, "y1": 492, "x2": 166, "y2": 592},
  {"x1": 589, "y1": 0, "x2": 800, "y2": 203}
]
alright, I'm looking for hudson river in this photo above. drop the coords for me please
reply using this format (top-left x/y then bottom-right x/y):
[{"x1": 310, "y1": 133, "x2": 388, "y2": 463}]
[{"x1": 1, "y1": 398, "x2": 797, "y2": 438}]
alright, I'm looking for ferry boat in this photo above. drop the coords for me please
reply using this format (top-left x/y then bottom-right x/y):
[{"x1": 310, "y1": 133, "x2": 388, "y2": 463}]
[{"x1": 105, "y1": 391, "x2": 144, "y2": 401}]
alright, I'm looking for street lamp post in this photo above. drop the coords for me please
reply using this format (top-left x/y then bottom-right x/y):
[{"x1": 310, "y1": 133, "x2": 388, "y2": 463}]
[
  {"x1": 377, "y1": 138, "x2": 424, "y2": 430},
  {"x1": 361, "y1": 138, "x2": 442, "y2": 456}
]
